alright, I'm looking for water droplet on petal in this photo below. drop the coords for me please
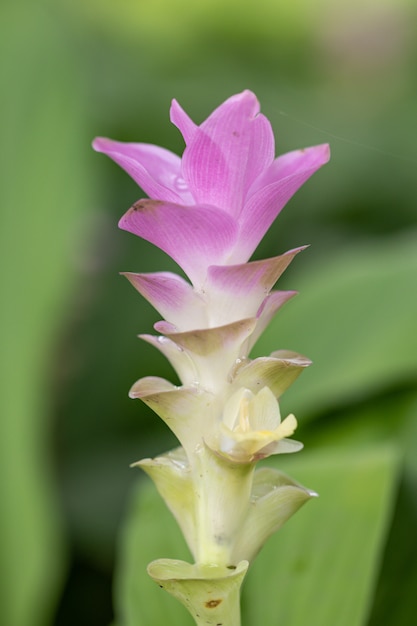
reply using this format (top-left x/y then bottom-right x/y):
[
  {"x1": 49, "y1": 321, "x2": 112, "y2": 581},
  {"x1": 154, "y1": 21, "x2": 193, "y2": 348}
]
[{"x1": 174, "y1": 176, "x2": 189, "y2": 192}]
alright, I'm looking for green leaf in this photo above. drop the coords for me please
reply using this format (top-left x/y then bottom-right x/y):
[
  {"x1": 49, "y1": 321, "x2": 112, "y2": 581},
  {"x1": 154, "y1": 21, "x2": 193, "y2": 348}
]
[
  {"x1": 253, "y1": 234, "x2": 417, "y2": 417},
  {"x1": 368, "y1": 475, "x2": 417, "y2": 626},
  {"x1": 114, "y1": 446, "x2": 399, "y2": 626},
  {"x1": 367, "y1": 395, "x2": 417, "y2": 626},
  {"x1": 0, "y1": 3, "x2": 93, "y2": 624}
]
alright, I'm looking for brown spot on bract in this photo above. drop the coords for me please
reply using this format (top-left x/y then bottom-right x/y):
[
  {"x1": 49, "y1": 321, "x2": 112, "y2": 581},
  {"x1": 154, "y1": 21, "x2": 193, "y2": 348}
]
[
  {"x1": 205, "y1": 599, "x2": 222, "y2": 609},
  {"x1": 132, "y1": 199, "x2": 163, "y2": 211}
]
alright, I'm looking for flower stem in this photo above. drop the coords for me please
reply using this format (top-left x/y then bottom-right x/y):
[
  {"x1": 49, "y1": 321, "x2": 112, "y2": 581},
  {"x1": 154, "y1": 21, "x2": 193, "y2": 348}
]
[{"x1": 192, "y1": 445, "x2": 255, "y2": 566}]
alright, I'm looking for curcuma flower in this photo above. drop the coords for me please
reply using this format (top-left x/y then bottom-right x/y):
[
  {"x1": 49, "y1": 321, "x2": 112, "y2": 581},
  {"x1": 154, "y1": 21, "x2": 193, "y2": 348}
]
[
  {"x1": 94, "y1": 91, "x2": 329, "y2": 626},
  {"x1": 94, "y1": 91, "x2": 329, "y2": 288},
  {"x1": 215, "y1": 386, "x2": 301, "y2": 463}
]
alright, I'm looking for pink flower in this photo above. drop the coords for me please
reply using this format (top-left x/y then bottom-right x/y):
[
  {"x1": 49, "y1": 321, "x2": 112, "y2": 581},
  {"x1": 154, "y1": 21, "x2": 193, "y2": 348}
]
[
  {"x1": 93, "y1": 91, "x2": 330, "y2": 288},
  {"x1": 94, "y1": 93, "x2": 323, "y2": 577}
]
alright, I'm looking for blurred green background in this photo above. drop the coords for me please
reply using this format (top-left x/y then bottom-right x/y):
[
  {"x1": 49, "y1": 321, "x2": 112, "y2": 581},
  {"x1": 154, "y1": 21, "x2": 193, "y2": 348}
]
[{"x1": 1, "y1": 0, "x2": 416, "y2": 625}]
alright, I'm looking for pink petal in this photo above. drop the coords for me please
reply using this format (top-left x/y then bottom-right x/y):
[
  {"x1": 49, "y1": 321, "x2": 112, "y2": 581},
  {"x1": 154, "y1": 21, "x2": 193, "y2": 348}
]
[
  {"x1": 170, "y1": 99, "x2": 198, "y2": 145},
  {"x1": 122, "y1": 272, "x2": 207, "y2": 329},
  {"x1": 118, "y1": 199, "x2": 238, "y2": 286},
  {"x1": 154, "y1": 320, "x2": 178, "y2": 334},
  {"x1": 246, "y1": 290, "x2": 298, "y2": 352},
  {"x1": 162, "y1": 319, "x2": 256, "y2": 356},
  {"x1": 234, "y1": 144, "x2": 331, "y2": 262},
  {"x1": 92, "y1": 137, "x2": 193, "y2": 204},
  {"x1": 247, "y1": 143, "x2": 331, "y2": 198},
  {"x1": 161, "y1": 318, "x2": 258, "y2": 393},
  {"x1": 182, "y1": 90, "x2": 275, "y2": 216},
  {"x1": 205, "y1": 247, "x2": 306, "y2": 324}
]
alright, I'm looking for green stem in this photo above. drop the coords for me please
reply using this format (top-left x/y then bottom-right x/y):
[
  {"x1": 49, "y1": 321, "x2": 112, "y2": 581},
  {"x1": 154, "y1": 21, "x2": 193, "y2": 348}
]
[{"x1": 192, "y1": 444, "x2": 255, "y2": 567}]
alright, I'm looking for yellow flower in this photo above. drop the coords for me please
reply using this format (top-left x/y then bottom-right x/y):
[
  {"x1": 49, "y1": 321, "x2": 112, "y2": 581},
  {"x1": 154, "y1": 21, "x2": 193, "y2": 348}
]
[{"x1": 218, "y1": 386, "x2": 302, "y2": 463}]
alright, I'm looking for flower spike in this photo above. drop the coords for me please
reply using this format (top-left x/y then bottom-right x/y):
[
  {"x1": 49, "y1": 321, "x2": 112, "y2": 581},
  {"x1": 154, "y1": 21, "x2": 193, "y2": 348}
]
[{"x1": 94, "y1": 90, "x2": 329, "y2": 626}]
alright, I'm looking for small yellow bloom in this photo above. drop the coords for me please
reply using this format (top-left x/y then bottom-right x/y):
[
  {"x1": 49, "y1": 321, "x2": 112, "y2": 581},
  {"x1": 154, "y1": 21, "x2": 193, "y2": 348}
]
[{"x1": 218, "y1": 386, "x2": 302, "y2": 462}]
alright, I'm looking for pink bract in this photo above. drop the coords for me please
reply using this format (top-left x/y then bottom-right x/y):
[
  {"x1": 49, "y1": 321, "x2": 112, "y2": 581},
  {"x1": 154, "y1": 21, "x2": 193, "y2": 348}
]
[{"x1": 93, "y1": 90, "x2": 330, "y2": 283}]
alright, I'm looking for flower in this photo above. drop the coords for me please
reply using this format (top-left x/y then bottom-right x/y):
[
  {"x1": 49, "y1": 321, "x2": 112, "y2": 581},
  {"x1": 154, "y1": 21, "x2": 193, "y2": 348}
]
[
  {"x1": 93, "y1": 91, "x2": 328, "y2": 593},
  {"x1": 93, "y1": 91, "x2": 330, "y2": 288},
  {"x1": 215, "y1": 386, "x2": 303, "y2": 463},
  {"x1": 93, "y1": 90, "x2": 329, "y2": 458},
  {"x1": 93, "y1": 90, "x2": 330, "y2": 452}
]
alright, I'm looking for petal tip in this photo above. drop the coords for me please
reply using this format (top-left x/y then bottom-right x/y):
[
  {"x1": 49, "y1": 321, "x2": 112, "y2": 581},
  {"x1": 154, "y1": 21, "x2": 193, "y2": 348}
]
[
  {"x1": 91, "y1": 136, "x2": 107, "y2": 152},
  {"x1": 118, "y1": 199, "x2": 162, "y2": 231},
  {"x1": 316, "y1": 143, "x2": 331, "y2": 163},
  {"x1": 234, "y1": 88, "x2": 259, "y2": 106}
]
